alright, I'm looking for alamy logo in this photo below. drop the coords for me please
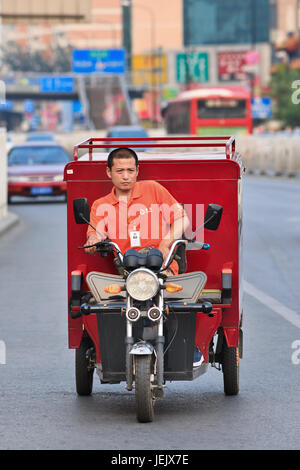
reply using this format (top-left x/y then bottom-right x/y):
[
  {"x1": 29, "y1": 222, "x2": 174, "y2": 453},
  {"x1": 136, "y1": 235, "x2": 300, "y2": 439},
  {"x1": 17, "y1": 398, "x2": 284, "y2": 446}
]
[
  {"x1": 94, "y1": 202, "x2": 204, "y2": 242},
  {"x1": 0, "y1": 340, "x2": 6, "y2": 364},
  {"x1": 0, "y1": 81, "x2": 5, "y2": 105},
  {"x1": 291, "y1": 80, "x2": 300, "y2": 104},
  {"x1": 291, "y1": 340, "x2": 300, "y2": 365}
]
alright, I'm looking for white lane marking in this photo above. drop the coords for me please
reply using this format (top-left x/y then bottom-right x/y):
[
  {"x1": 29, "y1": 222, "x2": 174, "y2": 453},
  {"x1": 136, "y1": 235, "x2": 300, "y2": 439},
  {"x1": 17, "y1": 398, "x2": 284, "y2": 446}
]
[{"x1": 244, "y1": 280, "x2": 300, "y2": 329}]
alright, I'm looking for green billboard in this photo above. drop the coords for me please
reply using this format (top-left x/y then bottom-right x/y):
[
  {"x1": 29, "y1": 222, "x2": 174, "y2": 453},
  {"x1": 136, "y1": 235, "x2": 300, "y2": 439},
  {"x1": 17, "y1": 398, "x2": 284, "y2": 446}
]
[{"x1": 176, "y1": 52, "x2": 209, "y2": 83}]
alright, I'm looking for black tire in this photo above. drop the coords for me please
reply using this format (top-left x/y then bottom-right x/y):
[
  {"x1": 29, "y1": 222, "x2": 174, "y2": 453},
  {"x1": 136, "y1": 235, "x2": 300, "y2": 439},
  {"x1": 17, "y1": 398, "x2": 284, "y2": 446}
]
[
  {"x1": 222, "y1": 341, "x2": 239, "y2": 396},
  {"x1": 75, "y1": 340, "x2": 94, "y2": 396},
  {"x1": 135, "y1": 355, "x2": 154, "y2": 423}
]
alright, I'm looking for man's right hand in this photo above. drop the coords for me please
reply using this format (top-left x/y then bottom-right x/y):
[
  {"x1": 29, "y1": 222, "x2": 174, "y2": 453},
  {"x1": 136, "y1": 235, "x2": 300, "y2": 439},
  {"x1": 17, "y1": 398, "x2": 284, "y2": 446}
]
[{"x1": 84, "y1": 235, "x2": 102, "y2": 255}]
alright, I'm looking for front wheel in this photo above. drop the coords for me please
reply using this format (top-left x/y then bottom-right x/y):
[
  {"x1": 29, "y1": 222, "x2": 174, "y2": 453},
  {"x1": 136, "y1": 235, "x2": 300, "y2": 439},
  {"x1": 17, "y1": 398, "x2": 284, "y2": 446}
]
[
  {"x1": 222, "y1": 341, "x2": 239, "y2": 396},
  {"x1": 135, "y1": 355, "x2": 154, "y2": 423}
]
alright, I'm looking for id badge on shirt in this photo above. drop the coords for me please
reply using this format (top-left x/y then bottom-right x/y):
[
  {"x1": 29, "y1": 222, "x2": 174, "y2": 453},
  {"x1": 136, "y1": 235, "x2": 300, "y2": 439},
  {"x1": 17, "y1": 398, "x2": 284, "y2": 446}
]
[{"x1": 129, "y1": 230, "x2": 141, "y2": 248}]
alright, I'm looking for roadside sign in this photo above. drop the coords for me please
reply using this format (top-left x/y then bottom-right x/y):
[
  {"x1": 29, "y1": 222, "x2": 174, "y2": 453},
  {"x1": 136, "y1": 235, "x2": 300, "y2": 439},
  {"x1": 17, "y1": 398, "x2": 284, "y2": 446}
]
[
  {"x1": 176, "y1": 52, "x2": 209, "y2": 83},
  {"x1": 39, "y1": 77, "x2": 74, "y2": 93},
  {"x1": 218, "y1": 51, "x2": 248, "y2": 81},
  {"x1": 245, "y1": 50, "x2": 260, "y2": 65},
  {"x1": 0, "y1": 100, "x2": 13, "y2": 110},
  {"x1": 72, "y1": 49, "x2": 126, "y2": 74},
  {"x1": 24, "y1": 100, "x2": 35, "y2": 112},
  {"x1": 132, "y1": 53, "x2": 168, "y2": 86},
  {"x1": 251, "y1": 97, "x2": 272, "y2": 119},
  {"x1": 162, "y1": 88, "x2": 178, "y2": 100}
]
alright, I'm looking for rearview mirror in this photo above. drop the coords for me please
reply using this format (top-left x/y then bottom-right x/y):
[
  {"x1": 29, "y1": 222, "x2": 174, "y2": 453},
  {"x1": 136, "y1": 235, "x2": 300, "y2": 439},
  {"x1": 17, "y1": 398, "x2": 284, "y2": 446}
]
[
  {"x1": 204, "y1": 204, "x2": 223, "y2": 230},
  {"x1": 73, "y1": 198, "x2": 90, "y2": 224}
]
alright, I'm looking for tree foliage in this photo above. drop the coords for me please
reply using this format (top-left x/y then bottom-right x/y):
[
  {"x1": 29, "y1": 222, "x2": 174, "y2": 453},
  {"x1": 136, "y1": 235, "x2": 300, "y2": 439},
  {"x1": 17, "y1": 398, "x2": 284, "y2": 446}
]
[
  {"x1": 3, "y1": 42, "x2": 73, "y2": 73},
  {"x1": 270, "y1": 63, "x2": 300, "y2": 127}
]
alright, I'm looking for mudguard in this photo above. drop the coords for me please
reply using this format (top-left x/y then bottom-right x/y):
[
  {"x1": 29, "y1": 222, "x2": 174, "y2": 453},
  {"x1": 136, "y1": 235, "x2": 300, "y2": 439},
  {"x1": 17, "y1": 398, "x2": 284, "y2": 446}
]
[{"x1": 129, "y1": 341, "x2": 154, "y2": 355}]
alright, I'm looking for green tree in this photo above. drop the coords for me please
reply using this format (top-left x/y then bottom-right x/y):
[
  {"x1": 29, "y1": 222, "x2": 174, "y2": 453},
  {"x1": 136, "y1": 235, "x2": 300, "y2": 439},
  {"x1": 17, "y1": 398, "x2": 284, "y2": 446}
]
[
  {"x1": 3, "y1": 42, "x2": 73, "y2": 73},
  {"x1": 270, "y1": 63, "x2": 300, "y2": 127}
]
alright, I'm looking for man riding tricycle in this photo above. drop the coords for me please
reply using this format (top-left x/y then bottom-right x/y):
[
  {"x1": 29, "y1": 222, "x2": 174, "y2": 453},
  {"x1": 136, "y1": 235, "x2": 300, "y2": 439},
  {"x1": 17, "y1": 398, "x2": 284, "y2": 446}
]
[{"x1": 65, "y1": 136, "x2": 244, "y2": 423}]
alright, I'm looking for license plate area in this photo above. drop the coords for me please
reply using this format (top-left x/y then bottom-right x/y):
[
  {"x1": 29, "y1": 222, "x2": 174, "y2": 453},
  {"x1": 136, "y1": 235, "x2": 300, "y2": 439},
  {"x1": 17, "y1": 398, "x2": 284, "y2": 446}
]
[{"x1": 30, "y1": 186, "x2": 53, "y2": 195}]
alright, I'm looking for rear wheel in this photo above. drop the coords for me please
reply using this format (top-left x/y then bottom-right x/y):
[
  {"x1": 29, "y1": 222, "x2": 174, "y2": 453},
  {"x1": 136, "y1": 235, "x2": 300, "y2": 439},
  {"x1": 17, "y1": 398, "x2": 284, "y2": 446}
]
[
  {"x1": 75, "y1": 339, "x2": 95, "y2": 396},
  {"x1": 222, "y1": 341, "x2": 239, "y2": 396},
  {"x1": 135, "y1": 355, "x2": 154, "y2": 423}
]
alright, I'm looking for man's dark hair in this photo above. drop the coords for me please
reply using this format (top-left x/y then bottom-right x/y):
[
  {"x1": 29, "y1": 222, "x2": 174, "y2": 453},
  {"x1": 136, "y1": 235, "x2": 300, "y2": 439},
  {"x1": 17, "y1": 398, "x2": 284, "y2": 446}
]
[{"x1": 107, "y1": 147, "x2": 138, "y2": 169}]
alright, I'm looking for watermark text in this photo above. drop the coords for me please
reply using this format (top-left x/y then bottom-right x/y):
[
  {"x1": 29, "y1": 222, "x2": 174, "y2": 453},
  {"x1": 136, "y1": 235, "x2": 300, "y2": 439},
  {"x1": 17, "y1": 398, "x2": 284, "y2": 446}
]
[
  {"x1": 0, "y1": 340, "x2": 6, "y2": 364},
  {"x1": 291, "y1": 340, "x2": 300, "y2": 365},
  {"x1": 291, "y1": 80, "x2": 300, "y2": 104}
]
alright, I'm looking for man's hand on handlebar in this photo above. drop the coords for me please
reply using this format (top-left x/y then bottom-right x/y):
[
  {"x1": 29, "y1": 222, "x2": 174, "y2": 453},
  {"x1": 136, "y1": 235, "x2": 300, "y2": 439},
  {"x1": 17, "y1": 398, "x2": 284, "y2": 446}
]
[
  {"x1": 158, "y1": 239, "x2": 171, "y2": 265},
  {"x1": 84, "y1": 235, "x2": 103, "y2": 255}
]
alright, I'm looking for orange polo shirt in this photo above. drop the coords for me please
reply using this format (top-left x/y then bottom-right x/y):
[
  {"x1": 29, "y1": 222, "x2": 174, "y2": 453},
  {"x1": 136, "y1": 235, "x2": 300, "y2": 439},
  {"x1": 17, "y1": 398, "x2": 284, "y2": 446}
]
[{"x1": 87, "y1": 180, "x2": 185, "y2": 274}]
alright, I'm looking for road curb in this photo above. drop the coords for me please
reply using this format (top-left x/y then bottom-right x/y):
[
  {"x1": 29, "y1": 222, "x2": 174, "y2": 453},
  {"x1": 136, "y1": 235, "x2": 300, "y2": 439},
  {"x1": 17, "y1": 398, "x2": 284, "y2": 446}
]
[{"x1": 0, "y1": 211, "x2": 20, "y2": 238}]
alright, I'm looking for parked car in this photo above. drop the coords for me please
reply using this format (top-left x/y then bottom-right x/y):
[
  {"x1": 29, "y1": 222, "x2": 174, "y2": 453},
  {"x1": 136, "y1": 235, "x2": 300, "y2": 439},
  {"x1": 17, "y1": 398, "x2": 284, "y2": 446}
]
[
  {"x1": 7, "y1": 142, "x2": 70, "y2": 202},
  {"x1": 105, "y1": 125, "x2": 151, "y2": 151},
  {"x1": 26, "y1": 132, "x2": 55, "y2": 142}
]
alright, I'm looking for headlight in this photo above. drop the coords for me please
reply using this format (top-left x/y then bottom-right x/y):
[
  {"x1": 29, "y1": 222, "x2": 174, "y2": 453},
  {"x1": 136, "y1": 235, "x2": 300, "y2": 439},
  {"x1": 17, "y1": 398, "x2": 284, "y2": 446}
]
[
  {"x1": 126, "y1": 268, "x2": 159, "y2": 301},
  {"x1": 53, "y1": 174, "x2": 64, "y2": 182},
  {"x1": 7, "y1": 176, "x2": 30, "y2": 183}
]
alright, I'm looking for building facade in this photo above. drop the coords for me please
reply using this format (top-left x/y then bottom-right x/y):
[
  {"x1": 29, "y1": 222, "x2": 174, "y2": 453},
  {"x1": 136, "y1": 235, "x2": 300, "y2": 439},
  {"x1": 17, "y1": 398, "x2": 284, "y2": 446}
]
[
  {"x1": 2, "y1": 0, "x2": 298, "y2": 123},
  {"x1": 183, "y1": 0, "x2": 270, "y2": 46},
  {"x1": 275, "y1": 0, "x2": 300, "y2": 42}
]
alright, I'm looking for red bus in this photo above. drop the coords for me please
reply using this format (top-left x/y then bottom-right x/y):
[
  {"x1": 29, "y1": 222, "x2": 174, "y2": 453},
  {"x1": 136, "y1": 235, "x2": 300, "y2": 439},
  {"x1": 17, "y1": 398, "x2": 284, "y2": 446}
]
[{"x1": 164, "y1": 86, "x2": 252, "y2": 136}]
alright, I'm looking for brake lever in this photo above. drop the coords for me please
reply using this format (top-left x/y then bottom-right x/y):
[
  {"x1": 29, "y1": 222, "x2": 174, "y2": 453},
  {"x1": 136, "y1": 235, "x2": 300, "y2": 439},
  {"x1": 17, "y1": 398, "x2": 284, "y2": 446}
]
[
  {"x1": 78, "y1": 243, "x2": 97, "y2": 249},
  {"x1": 77, "y1": 241, "x2": 111, "y2": 250},
  {"x1": 186, "y1": 241, "x2": 210, "y2": 250}
]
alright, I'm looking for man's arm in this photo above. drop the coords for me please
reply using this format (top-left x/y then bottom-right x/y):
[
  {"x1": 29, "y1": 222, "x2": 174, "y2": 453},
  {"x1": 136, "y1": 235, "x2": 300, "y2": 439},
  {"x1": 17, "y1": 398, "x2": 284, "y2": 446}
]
[
  {"x1": 158, "y1": 212, "x2": 190, "y2": 262},
  {"x1": 84, "y1": 201, "x2": 106, "y2": 255},
  {"x1": 153, "y1": 182, "x2": 190, "y2": 262}
]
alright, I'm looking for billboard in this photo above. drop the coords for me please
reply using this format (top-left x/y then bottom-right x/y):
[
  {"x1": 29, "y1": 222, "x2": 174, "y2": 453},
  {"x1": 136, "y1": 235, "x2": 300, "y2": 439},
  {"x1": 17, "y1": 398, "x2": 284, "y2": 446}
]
[
  {"x1": 72, "y1": 50, "x2": 126, "y2": 75},
  {"x1": 39, "y1": 77, "x2": 75, "y2": 93},
  {"x1": 176, "y1": 52, "x2": 209, "y2": 83},
  {"x1": 132, "y1": 54, "x2": 168, "y2": 86},
  {"x1": 1, "y1": 0, "x2": 91, "y2": 24},
  {"x1": 218, "y1": 51, "x2": 248, "y2": 81}
]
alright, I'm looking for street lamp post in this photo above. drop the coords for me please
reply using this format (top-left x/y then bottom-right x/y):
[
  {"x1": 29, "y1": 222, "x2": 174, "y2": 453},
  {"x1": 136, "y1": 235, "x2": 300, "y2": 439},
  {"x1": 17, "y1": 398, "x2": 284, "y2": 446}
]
[
  {"x1": 135, "y1": 3, "x2": 156, "y2": 124},
  {"x1": 122, "y1": 0, "x2": 157, "y2": 125},
  {"x1": 121, "y1": 0, "x2": 132, "y2": 73}
]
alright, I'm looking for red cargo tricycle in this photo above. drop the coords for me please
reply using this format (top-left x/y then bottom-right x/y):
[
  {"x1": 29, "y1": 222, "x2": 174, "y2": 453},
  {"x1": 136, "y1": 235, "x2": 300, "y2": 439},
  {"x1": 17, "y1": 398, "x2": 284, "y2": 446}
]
[{"x1": 64, "y1": 136, "x2": 244, "y2": 422}]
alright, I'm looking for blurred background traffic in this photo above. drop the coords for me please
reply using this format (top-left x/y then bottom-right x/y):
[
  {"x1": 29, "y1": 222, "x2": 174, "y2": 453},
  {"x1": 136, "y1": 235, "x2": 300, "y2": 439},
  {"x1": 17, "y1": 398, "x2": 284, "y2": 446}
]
[
  {"x1": 1, "y1": 0, "x2": 300, "y2": 213},
  {"x1": 0, "y1": 0, "x2": 299, "y2": 134}
]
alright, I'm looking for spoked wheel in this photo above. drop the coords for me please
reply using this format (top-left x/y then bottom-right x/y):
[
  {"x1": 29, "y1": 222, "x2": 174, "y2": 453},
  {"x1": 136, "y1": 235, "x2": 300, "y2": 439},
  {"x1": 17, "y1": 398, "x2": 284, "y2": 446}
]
[
  {"x1": 135, "y1": 355, "x2": 155, "y2": 423},
  {"x1": 75, "y1": 339, "x2": 95, "y2": 396},
  {"x1": 222, "y1": 341, "x2": 239, "y2": 396}
]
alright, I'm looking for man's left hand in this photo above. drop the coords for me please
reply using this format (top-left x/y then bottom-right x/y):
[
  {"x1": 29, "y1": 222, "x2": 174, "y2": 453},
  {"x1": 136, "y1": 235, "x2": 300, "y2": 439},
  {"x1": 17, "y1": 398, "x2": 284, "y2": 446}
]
[{"x1": 158, "y1": 239, "x2": 171, "y2": 265}]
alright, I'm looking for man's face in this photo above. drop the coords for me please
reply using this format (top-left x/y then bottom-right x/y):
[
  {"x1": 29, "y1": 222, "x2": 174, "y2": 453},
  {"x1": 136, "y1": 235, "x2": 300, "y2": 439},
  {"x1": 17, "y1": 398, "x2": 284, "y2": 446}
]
[{"x1": 106, "y1": 157, "x2": 139, "y2": 194}]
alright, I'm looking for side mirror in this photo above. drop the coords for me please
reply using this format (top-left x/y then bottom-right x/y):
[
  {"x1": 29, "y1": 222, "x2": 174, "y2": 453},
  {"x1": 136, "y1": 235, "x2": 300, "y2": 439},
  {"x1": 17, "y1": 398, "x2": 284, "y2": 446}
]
[
  {"x1": 73, "y1": 198, "x2": 90, "y2": 224},
  {"x1": 204, "y1": 204, "x2": 223, "y2": 230}
]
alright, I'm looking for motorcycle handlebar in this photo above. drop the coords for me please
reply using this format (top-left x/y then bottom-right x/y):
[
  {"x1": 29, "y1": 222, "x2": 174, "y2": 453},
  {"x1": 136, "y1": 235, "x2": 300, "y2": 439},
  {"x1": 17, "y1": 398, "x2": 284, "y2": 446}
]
[
  {"x1": 163, "y1": 239, "x2": 210, "y2": 271},
  {"x1": 79, "y1": 238, "x2": 209, "y2": 267},
  {"x1": 78, "y1": 240, "x2": 124, "y2": 262}
]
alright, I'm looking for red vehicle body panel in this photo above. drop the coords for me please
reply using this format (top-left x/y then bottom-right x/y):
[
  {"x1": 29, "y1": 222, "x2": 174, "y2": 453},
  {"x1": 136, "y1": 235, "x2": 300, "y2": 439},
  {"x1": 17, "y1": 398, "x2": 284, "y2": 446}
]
[{"x1": 65, "y1": 137, "x2": 243, "y2": 364}]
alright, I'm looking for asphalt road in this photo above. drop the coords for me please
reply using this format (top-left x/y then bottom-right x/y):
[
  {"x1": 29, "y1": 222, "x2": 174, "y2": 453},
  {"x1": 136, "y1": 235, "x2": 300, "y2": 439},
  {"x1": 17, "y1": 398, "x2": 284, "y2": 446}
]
[{"x1": 0, "y1": 176, "x2": 300, "y2": 451}]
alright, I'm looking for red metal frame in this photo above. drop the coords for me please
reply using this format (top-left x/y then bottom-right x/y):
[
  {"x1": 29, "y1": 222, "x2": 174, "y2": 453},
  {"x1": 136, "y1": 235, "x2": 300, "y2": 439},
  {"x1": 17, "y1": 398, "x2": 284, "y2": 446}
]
[{"x1": 73, "y1": 136, "x2": 236, "y2": 161}]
